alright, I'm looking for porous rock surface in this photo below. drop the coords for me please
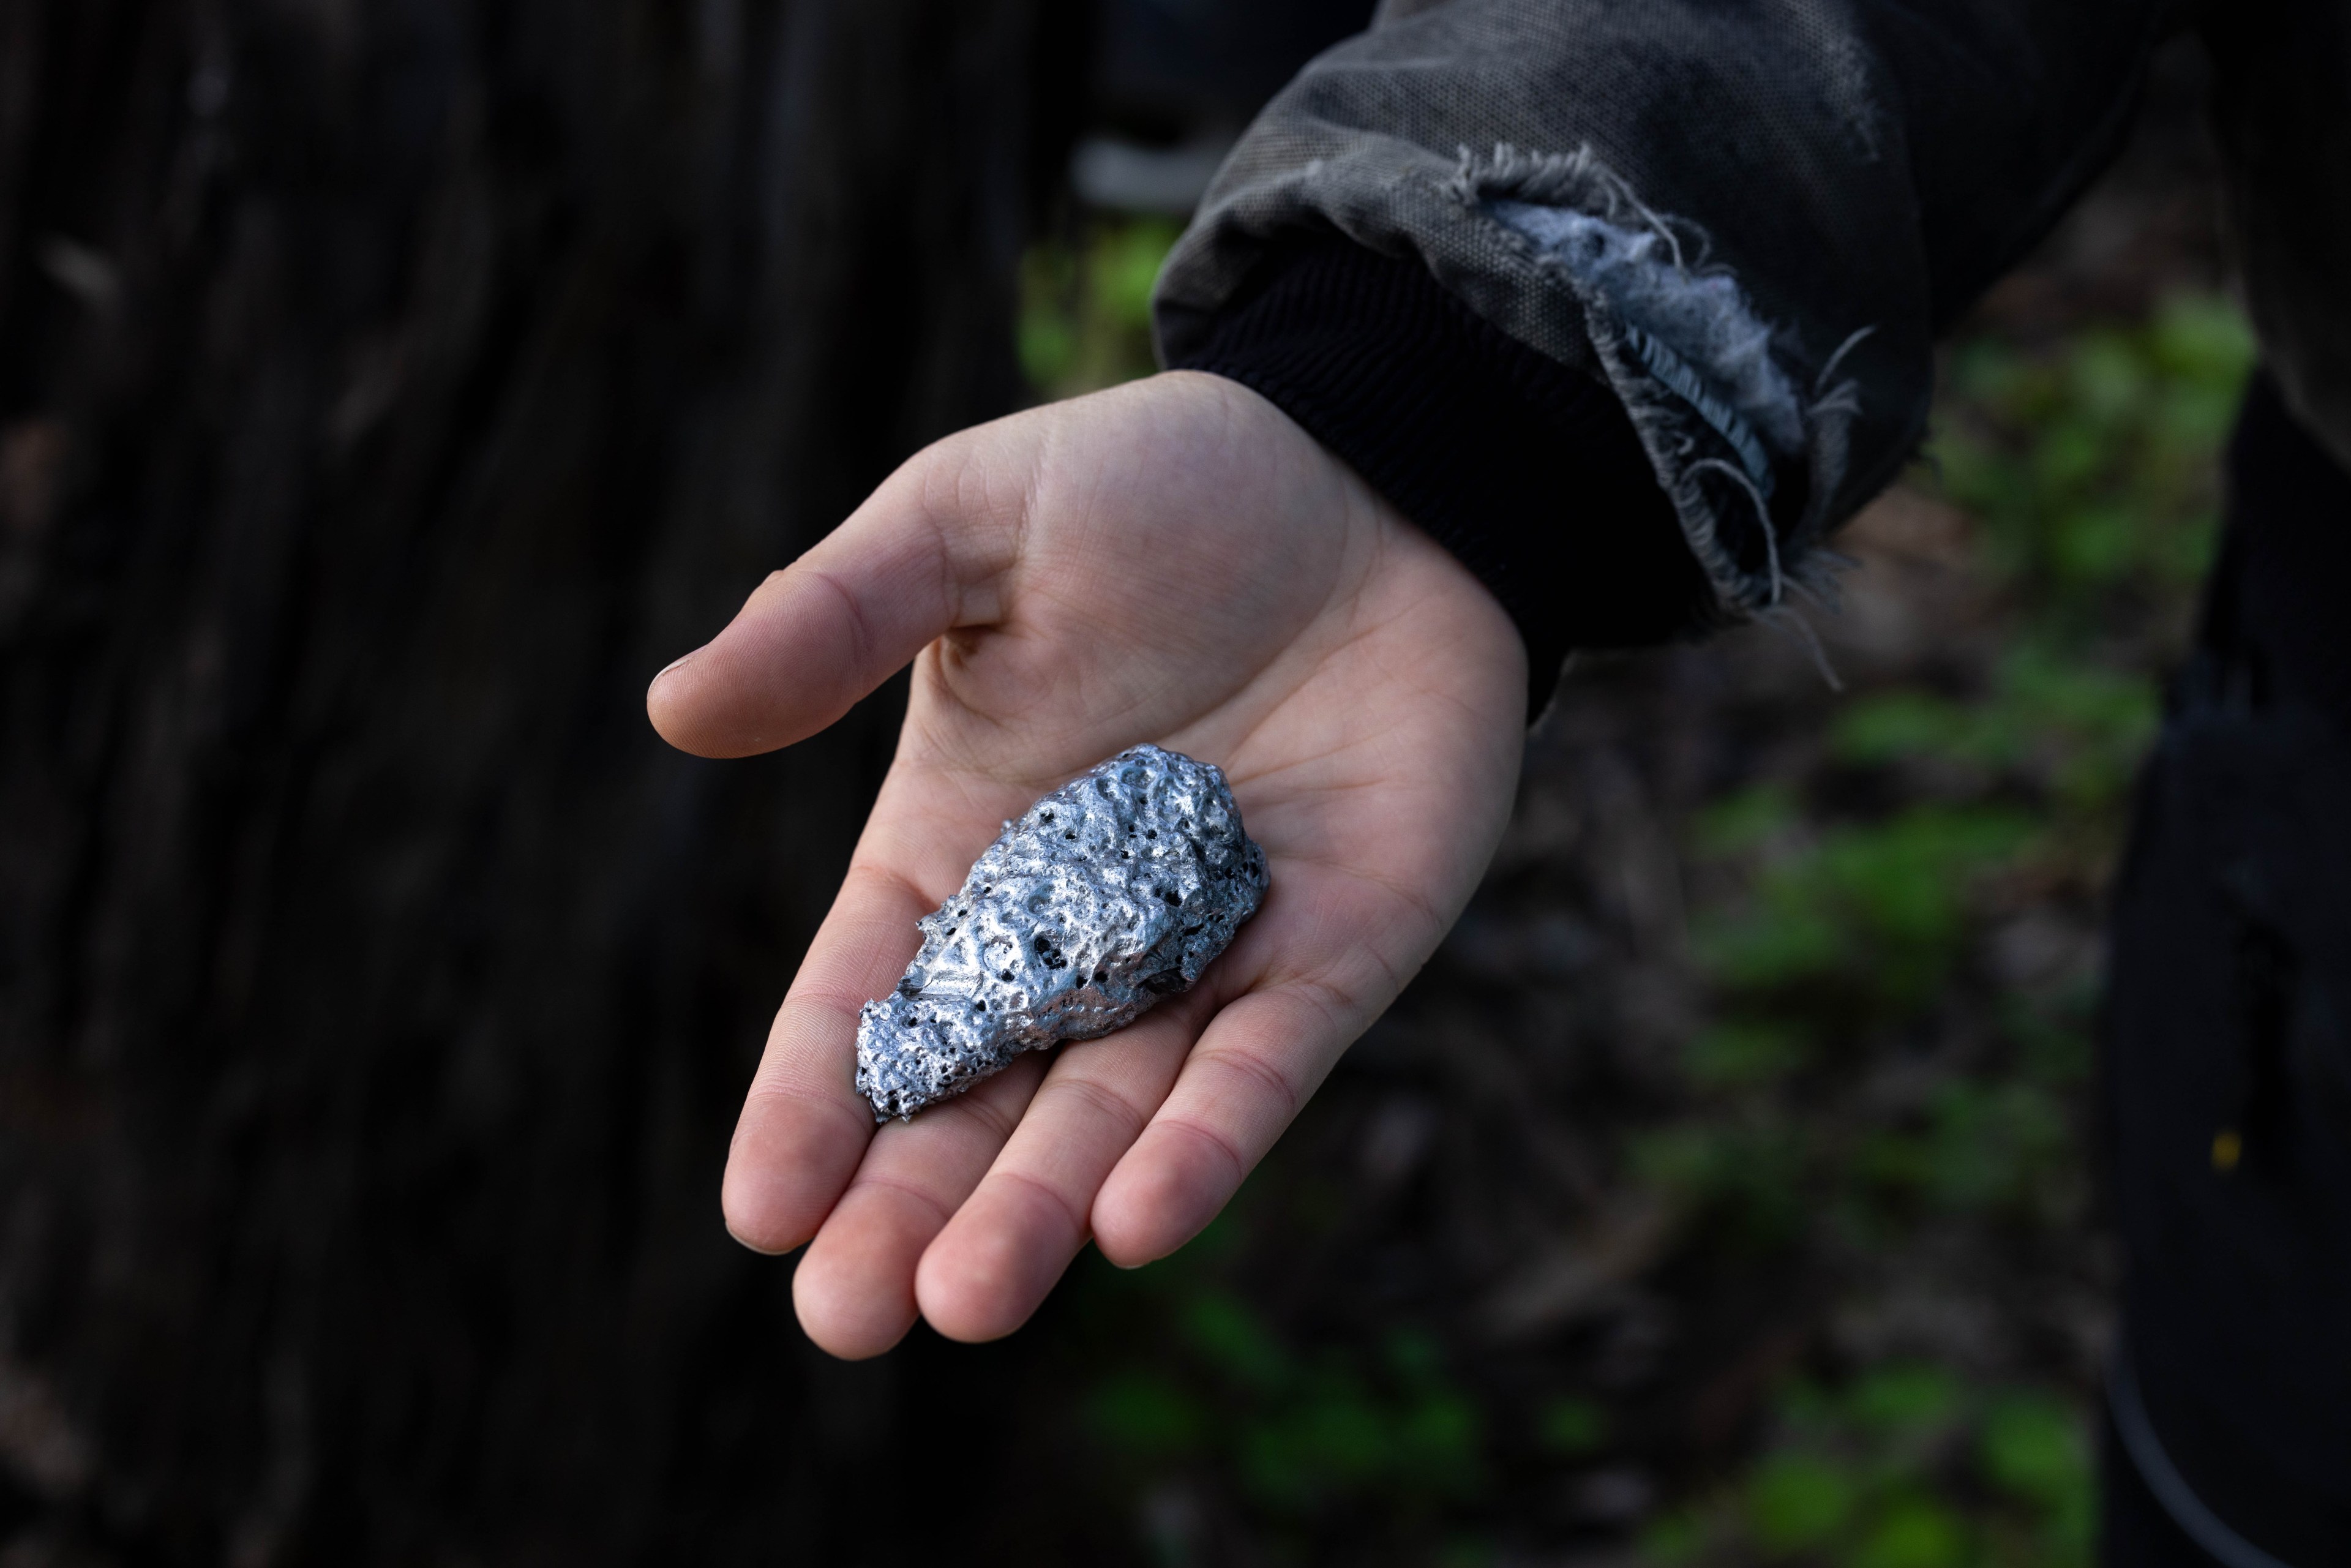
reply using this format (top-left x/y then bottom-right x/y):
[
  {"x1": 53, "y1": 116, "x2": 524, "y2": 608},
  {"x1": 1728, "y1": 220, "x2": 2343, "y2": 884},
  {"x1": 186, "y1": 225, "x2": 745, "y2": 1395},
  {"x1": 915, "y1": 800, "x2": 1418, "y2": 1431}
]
[{"x1": 855, "y1": 745, "x2": 1269, "y2": 1120}]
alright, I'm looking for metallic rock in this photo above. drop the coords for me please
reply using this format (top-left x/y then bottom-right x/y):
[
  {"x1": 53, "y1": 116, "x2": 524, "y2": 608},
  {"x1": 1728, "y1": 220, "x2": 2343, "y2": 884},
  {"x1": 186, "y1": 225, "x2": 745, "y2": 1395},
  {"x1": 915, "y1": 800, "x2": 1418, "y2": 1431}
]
[{"x1": 855, "y1": 744, "x2": 1269, "y2": 1120}]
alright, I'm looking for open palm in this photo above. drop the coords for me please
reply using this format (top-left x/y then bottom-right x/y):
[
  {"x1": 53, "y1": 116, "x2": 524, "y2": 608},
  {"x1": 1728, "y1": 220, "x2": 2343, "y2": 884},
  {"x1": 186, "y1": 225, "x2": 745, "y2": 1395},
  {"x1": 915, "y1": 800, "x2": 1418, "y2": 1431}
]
[{"x1": 648, "y1": 372, "x2": 1526, "y2": 1357}]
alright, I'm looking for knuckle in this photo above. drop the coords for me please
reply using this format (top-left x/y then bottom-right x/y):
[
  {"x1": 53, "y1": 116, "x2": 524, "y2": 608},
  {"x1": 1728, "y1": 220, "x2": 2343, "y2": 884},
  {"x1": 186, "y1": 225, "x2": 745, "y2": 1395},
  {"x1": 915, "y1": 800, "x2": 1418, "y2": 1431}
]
[{"x1": 989, "y1": 1167, "x2": 1088, "y2": 1244}]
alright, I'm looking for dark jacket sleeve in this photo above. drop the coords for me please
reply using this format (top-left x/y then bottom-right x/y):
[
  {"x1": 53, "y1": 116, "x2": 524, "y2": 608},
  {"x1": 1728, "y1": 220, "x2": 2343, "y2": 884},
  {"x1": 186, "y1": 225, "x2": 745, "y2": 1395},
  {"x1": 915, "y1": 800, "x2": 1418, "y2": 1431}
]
[{"x1": 1154, "y1": 0, "x2": 2172, "y2": 702}]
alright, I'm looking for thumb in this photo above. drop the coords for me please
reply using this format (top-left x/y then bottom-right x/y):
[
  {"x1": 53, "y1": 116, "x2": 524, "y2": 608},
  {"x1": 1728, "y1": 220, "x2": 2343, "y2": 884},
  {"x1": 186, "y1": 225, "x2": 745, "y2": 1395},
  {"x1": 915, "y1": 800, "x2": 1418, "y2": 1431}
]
[{"x1": 647, "y1": 435, "x2": 1023, "y2": 758}]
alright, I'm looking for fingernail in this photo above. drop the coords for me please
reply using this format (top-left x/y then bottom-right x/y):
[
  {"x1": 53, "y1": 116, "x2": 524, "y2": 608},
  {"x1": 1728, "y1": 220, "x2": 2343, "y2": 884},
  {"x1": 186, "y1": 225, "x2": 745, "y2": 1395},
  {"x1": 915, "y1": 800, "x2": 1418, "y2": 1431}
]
[{"x1": 651, "y1": 649, "x2": 699, "y2": 685}]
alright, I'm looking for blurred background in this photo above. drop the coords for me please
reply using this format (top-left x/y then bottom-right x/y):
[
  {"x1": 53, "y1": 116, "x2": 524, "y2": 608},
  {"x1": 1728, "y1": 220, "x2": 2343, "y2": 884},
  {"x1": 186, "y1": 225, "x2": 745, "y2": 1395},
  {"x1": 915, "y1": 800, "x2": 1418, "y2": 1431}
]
[{"x1": 0, "y1": 4, "x2": 2248, "y2": 1564}]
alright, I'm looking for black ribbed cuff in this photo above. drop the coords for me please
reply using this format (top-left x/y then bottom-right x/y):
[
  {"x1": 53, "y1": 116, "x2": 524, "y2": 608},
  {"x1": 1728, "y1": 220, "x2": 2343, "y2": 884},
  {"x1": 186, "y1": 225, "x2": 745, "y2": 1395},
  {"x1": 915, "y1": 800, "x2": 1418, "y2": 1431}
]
[{"x1": 1166, "y1": 233, "x2": 1711, "y2": 716}]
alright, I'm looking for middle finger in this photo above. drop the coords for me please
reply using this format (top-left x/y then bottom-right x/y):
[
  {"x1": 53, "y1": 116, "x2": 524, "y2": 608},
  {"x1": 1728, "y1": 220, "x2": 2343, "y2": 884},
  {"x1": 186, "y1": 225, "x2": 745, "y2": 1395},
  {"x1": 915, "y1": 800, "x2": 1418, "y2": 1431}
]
[
  {"x1": 793, "y1": 1050, "x2": 1047, "y2": 1358},
  {"x1": 912, "y1": 992, "x2": 1213, "y2": 1342}
]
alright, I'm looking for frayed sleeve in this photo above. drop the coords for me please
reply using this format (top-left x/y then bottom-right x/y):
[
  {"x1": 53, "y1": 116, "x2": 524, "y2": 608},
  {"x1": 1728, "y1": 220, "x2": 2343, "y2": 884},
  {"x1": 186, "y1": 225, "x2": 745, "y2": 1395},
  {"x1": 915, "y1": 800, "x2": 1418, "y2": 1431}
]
[{"x1": 1156, "y1": 0, "x2": 2168, "y2": 639}]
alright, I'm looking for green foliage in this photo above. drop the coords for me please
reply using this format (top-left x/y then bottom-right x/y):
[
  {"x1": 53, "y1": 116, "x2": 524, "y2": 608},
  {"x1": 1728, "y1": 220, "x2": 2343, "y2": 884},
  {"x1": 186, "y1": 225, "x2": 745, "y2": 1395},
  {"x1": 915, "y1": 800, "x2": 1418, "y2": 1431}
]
[
  {"x1": 1693, "y1": 806, "x2": 2034, "y2": 1010},
  {"x1": 1850, "y1": 1498, "x2": 1968, "y2": 1568},
  {"x1": 1538, "y1": 1396, "x2": 1612, "y2": 1457},
  {"x1": 1185, "y1": 1289, "x2": 1290, "y2": 1392},
  {"x1": 1084, "y1": 1278, "x2": 1489, "y2": 1526},
  {"x1": 1847, "y1": 1365, "x2": 1963, "y2": 1446},
  {"x1": 1831, "y1": 647, "x2": 2156, "y2": 818},
  {"x1": 1695, "y1": 784, "x2": 1803, "y2": 858},
  {"x1": 1019, "y1": 217, "x2": 1183, "y2": 398},
  {"x1": 2001, "y1": 991, "x2": 2096, "y2": 1087},
  {"x1": 1980, "y1": 1394, "x2": 2095, "y2": 1561},
  {"x1": 1643, "y1": 1510, "x2": 1714, "y2": 1566},
  {"x1": 1747, "y1": 1454, "x2": 1859, "y2": 1552},
  {"x1": 1092, "y1": 1370, "x2": 1208, "y2": 1458},
  {"x1": 1632, "y1": 1116, "x2": 1812, "y2": 1249},
  {"x1": 1933, "y1": 296, "x2": 2253, "y2": 615},
  {"x1": 1857, "y1": 1080, "x2": 2069, "y2": 1217},
  {"x1": 1685, "y1": 1022, "x2": 1816, "y2": 1090},
  {"x1": 1648, "y1": 1371, "x2": 2093, "y2": 1568},
  {"x1": 1635, "y1": 1066, "x2": 2067, "y2": 1247}
]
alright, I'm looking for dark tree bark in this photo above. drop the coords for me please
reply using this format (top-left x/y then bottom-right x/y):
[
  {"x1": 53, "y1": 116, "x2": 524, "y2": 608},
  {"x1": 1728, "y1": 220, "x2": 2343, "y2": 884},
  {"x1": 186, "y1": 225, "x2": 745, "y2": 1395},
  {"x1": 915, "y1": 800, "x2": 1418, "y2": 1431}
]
[{"x1": 0, "y1": 2, "x2": 1082, "y2": 1560}]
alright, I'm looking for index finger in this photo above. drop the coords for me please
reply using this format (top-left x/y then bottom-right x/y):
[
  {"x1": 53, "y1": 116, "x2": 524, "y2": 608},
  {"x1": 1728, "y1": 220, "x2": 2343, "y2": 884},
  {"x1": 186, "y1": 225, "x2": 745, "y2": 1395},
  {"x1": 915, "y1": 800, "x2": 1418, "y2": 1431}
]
[
  {"x1": 648, "y1": 436, "x2": 1026, "y2": 759},
  {"x1": 719, "y1": 859, "x2": 925, "y2": 1252}
]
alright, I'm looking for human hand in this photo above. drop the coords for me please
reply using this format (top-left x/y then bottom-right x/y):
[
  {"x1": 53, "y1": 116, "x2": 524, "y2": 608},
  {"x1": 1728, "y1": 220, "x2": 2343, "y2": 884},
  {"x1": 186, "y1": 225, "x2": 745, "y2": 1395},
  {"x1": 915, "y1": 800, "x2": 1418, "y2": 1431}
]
[{"x1": 648, "y1": 371, "x2": 1526, "y2": 1357}]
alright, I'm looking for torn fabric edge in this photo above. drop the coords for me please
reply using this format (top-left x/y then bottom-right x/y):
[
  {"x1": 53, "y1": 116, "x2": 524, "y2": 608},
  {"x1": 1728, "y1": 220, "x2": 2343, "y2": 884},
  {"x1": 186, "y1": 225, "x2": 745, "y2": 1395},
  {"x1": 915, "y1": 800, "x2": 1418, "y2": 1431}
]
[{"x1": 1452, "y1": 144, "x2": 1869, "y2": 626}]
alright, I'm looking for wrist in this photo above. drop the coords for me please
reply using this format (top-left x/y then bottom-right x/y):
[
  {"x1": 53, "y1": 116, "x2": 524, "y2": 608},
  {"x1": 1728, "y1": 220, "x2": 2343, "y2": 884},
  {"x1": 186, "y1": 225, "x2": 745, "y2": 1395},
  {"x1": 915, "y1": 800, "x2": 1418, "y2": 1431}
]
[{"x1": 1164, "y1": 234, "x2": 1712, "y2": 717}]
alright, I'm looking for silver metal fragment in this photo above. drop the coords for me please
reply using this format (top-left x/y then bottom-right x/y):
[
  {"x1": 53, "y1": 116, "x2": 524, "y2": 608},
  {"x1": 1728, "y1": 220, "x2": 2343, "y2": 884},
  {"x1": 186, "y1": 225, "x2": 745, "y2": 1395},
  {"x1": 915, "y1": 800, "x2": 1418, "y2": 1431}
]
[{"x1": 855, "y1": 744, "x2": 1269, "y2": 1120}]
